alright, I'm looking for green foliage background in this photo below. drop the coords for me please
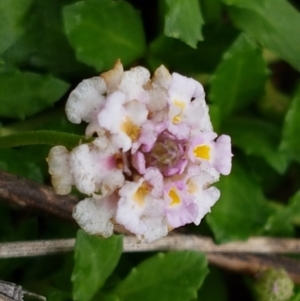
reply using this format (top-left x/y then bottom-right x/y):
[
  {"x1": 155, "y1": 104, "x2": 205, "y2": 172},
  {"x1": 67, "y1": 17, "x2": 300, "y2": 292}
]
[{"x1": 0, "y1": 0, "x2": 300, "y2": 300}]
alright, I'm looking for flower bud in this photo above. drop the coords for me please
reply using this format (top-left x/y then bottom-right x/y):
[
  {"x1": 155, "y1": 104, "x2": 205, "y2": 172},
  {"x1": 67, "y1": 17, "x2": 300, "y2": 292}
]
[{"x1": 254, "y1": 269, "x2": 294, "y2": 301}]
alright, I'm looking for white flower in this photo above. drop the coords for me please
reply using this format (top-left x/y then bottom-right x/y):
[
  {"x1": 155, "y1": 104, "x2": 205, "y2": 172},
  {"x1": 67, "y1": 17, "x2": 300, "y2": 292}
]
[{"x1": 48, "y1": 60, "x2": 233, "y2": 242}]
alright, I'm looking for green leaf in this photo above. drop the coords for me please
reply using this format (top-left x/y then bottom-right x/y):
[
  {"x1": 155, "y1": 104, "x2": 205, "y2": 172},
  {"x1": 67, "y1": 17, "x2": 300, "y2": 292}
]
[
  {"x1": 3, "y1": 0, "x2": 93, "y2": 80},
  {"x1": 265, "y1": 190, "x2": 300, "y2": 237},
  {"x1": 63, "y1": 0, "x2": 146, "y2": 72},
  {"x1": 197, "y1": 267, "x2": 228, "y2": 301},
  {"x1": 0, "y1": 0, "x2": 33, "y2": 54},
  {"x1": 0, "y1": 147, "x2": 45, "y2": 182},
  {"x1": 47, "y1": 288, "x2": 72, "y2": 301},
  {"x1": 110, "y1": 251, "x2": 208, "y2": 301},
  {"x1": 0, "y1": 71, "x2": 69, "y2": 119},
  {"x1": 200, "y1": 0, "x2": 223, "y2": 23},
  {"x1": 209, "y1": 34, "x2": 268, "y2": 119},
  {"x1": 72, "y1": 231, "x2": 122, "y2": 301},
  {"x1": 280, "y1": 86, "x2": 300, "y2": 163},
  {"x1": 222, "y1": 0, "x2": 300, "y2": 71},
  {"x1": 224, "y1": 118, "x2": 289, "y2": 173},
  {"x1": 164, "y1": 0, "x2": 204, "y2": 48},
  {"x1": 257, "y1": 80, "x2": 291, "y2": 122},
  {"x1": 290, "y1": 291, "x2": 300, "y2": 301},
  {"x1": 207, "y1": 159, "x2": 272, "y2": 242},
  {"x1": 148, "y1": 22, "x2": 238, "y2": 74}
]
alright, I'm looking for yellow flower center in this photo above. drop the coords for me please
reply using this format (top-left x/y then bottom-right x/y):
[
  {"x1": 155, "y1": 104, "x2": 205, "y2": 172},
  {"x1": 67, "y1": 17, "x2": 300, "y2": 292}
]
[
  {"x1": 193, "y1": 145, "x2": 210, "y2": 160},
  {"x1": 121, "y1": 117, "x2": 140, "y2": 140},
  {"x1": 133, "y1": 182, "x2": 150, "y2": 206},
  {"x1": 168, "y1": 187, "x2": 181, "y2": 206}
]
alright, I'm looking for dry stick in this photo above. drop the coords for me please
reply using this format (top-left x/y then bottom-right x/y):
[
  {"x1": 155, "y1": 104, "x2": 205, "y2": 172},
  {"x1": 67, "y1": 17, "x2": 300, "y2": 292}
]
[
  {"x1": 1, "y1": 237, "x2": 300, "y2": 283},
  {"x1": 2, "y1": 235, "x2": 300, "y2": 256},
  {"x1": 1, "y1": 170, "x2": 300, "y2": 281}
]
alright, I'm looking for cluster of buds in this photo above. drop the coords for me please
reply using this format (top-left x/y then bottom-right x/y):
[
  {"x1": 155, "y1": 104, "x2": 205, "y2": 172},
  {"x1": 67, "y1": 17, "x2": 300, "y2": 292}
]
[{"x1": 47, "y1": 60, "x2": 232, "y2": 242}]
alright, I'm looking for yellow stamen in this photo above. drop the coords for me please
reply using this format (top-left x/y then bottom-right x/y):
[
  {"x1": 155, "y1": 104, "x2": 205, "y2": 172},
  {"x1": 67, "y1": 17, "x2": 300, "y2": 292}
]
[
  {"x1": 121, "y1": 117, "x2": 140, "y2": 140},
  {"x1": 193, "y1": 145, "x2": 210, "y2": 160},
  {"x1": 172, "y1": 100, "x2": 185, "y2": 124},
  {"x1": 168, "y1": 187, "x2": 181, "y2": 206},
  {"x1": 132, "y1": 182, "x2": 150, "y2": 206},
  {"x1": 172, "y1": 115, "x2": 182, "y2": 124},
  {"x1": 173, "y1": 99, "x2": 185, "y2": 110}
]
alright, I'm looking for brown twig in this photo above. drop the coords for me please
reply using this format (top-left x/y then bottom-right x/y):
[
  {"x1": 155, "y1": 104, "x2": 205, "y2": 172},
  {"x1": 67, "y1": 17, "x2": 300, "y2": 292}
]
[
  {"x1": 1, "y1": 170, "x2": 300, "y2": 282},
  {"x1": 207, "y1": 253, "x2": 300, "y2": 284},
  {"x1": 0, "y1": 170, "x2": 77, "y2": 221}
]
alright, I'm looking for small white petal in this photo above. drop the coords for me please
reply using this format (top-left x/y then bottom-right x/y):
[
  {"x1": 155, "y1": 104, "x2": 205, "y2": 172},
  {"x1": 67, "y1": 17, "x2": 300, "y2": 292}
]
[
  {"x1": 73, "y1": 196, "x2": 117, "y2": 237},
  {"x1": 47, "y1": 146, "x2": 74, "y2": 195},
  {"x1": 66, "y1": 77, "x2": 107, "y2": 124},
  {"x1": 119, "y1": 66, "x2": 150, "y2": 102}
]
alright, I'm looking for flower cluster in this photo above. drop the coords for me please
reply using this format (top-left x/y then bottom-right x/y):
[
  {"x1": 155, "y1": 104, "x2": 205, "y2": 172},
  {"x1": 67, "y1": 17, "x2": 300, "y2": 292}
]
[{"x1": 47, "y1": 60, "x2": 232, "y2": 242}]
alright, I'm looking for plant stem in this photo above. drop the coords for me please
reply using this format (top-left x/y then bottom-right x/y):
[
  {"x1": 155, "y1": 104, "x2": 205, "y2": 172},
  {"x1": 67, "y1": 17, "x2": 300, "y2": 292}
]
[{"x1": 0, "y1": 130, "x2": 90, "y2": 149}]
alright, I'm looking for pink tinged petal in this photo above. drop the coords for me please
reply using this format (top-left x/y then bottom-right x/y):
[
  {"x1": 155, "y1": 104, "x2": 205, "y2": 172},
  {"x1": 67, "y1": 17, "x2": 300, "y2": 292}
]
[
  {"x1": 187, "y1": 165, "x2": 220, "y2": 185},
  {"x1": 194, "y1": 187, "x2": 220, "y2": 225},
  {"x1": 132, "y1": 151, "x2": 146, "y2": 175},
  {"x1": 185, "y1": 102, "x2": 213, "y2": 133},
  {"x1": 47, "y1": 146, "x2": 74, "y2": 195},
  {"x1": 169, "y1": 73, "x2": 198, "y2": 104},
  {"x1": 184, "y1": 169, "x2": 220, "y2": 225},
  {"x1": 188, "y1": 132, "x2": 218, "y2": 162},
  {"x1": 163, "y1": 158, "x2": 188, "y2": 177},
  {"x1": 143, "y1": 167, "x2": 164, "y2": 197},
  {"x1": 66, "y1": 77, "x2": 107, "y2": 124},
  {"x1": 99, "y1": 94, "x2": 148, "y2": 152},
  {"x1": 137, "y1": 197, "x2": 168, "y2": 242},
  {"x1": 214, "y1": 135, "x2": 233, "y2": 175},
  {"x1": 139, "y1": 121, "x2": 166, "y2": 153},
  {"x1": 117, "y1": 179, "x2": 167, "y2": 242},
  {"x1": 69, "y1": 138, "x2": 125, "y2": 196},
  {"x1": 167, "y1": 121, "x2": 190, "y2": 140},
  {"x1": 164, "y1": 182, "x2": 198, "y2": 228},
  {"x1": 193, "y1": 79, "x2": 205, "y2": 98},
  {"x1": 73, "y1": 195, "x2": 118, "y2": 237},
  {"x1": 116, "y1": 179, "x2": 149, "y2": 233}
]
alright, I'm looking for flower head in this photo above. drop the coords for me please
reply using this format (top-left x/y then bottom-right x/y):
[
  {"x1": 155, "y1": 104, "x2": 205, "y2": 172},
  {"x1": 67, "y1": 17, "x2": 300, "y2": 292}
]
[{"x1": 47, "y1": 61, "x2": 233, "y2": 242}]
